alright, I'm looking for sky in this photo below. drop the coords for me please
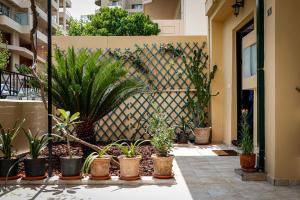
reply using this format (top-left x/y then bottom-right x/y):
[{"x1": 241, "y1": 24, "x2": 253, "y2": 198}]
[{"x1": 68, "y1": 0, "x2": 98, "y2": 20}]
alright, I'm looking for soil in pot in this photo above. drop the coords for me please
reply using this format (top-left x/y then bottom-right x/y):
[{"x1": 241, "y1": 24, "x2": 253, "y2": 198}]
[
  {"x1": 0, "y1": 158, "x2": 18, "y2": 178},
  {"x1": 194, "y1": 127, "x2": 211, "y2": 145},
  {"x1": 118, "y1": 155, "x2": 141, "y2": 180},
  {"x1": 152, "y1": 154, "x2": 174, "y2": 178},
  {"x1": 90, "y1": 155, "x2": 112, "y2": 179},
  {"x1": 60, "y1": 156, "x2": 82, "y2": 177},
  {"x1": 24, "y1": 157, "x2": 46, "y2": 177},
  {"x1": 240, "y1": 153, "x2": 256, "y2": 172}
]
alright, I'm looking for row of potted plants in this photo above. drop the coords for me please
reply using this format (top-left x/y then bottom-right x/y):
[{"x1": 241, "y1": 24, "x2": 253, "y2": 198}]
[{"x1": 0, "y1": 106, "x2": 176, "y2": 181}]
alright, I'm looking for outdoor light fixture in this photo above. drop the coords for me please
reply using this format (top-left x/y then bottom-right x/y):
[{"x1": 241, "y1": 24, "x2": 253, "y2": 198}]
[{"x1": 232, "y1": 0, "x2": 244, "y2": 17}]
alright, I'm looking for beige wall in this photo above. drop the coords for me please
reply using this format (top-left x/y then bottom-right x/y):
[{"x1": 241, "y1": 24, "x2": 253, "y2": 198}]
[
  {"x1": 0, "y1": 100, "x2": 47, "y2": 156},
  {"x1": 207, "y1": 0, "x2": 300, "y2": 184},
  {"x1": 153, "y1": 20, "x2": 184, "y2": 36},
  {"x1": 53, "y1": 35, "x2": 206, "y2": 50},
  {"x1": 273, "y1": 0, "x2": 300, "y2": 183},
  {"x1": 143, "y1": 0, "x2": 181, "y2": 20},
  {"x1": 183, "y1": 0, "x2": 208, "y2": 35}
]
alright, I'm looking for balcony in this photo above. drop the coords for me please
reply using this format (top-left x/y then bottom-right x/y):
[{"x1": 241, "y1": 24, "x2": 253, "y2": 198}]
[
  {"x1": 59, "y1": 0, "x2": 72, "y2": 8},
  {"x1": 0, "y1": 14, "x2": 30, "y2": 33},
  {"x1": 7, "y1": 45, "x2": 46, "y2": 64},
  {"x1": 0, "y1": 69, "x2": 40, "y2": 100}
]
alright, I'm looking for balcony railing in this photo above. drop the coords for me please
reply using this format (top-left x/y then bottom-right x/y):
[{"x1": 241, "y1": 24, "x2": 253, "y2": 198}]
[{"x1": 0, "y1": 69, "x2": 40, "y2": 100}]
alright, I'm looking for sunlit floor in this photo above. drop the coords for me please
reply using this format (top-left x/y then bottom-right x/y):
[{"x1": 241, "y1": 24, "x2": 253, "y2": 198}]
[{"x1": 1, "y1": 144, "x2": 299, "y2": 200}]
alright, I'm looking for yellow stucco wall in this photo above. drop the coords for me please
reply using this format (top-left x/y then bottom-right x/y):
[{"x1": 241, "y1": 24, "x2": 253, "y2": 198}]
[
  {"x1": 207, "y1": 0, "x2": 300, "y2": 183},
  {"x1": 273, "y1": 0, "x2": 300, "y2": 182}
]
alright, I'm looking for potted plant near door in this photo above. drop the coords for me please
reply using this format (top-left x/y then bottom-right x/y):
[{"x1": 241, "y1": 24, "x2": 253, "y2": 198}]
[
  {"x1": 117, "y1": 140, "x2": 145, "y2": 180},
  {"x1": 148, "y1": 105, "x2": 175, "y2": 179},
  {"x1": 81, "y1": 143, "x2": 115, "y2": 180},
  {"x1": 0, "y1": 119, "x2": 25, "y2": 179},
  {"x1": 239, "y1": 109, "x2": 256, "y2": 172},
  {"x1": 176, "y1": 117, "x2": 192, "y2": 144},
  {"x1": 184, "y1": 42, "x2": 218, "y2": 145},
  {"x1": 53, "y1": 109, "x2": 83, "y2": 179},
  {"x1": 22, "y1": 129, "x2": 50, "y2": 179}
]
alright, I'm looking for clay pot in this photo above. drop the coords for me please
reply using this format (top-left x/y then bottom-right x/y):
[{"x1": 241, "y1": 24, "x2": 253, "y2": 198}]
[
  {"x1": 152, "y1": 154, "x2": 174, "y2": 178},
  {"x1": 118, "y1": 155, "x2": 141, "y2": 180},
  {"x1": 90, "y1": 155, "x2": 112, "y2": 178},
  {"x1": 240, "y1": 153, "x2": 256, "y2": 172},
  {"x1": 194, "y1": 127, "x2": 211, "y2": 145}
]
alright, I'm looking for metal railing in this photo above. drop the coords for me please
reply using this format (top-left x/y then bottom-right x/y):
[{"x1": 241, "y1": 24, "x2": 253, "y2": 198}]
[{"x1": 0, "y1": 69, "x2": 40, "y2": 100}]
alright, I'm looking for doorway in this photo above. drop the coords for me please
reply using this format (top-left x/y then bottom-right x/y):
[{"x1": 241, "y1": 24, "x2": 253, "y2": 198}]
[{"x1": 236, "y1": 19, "x2": 255, "y2": 144}]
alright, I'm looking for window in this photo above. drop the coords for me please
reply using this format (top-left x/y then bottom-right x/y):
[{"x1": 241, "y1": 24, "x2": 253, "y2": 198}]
[
  {"x1": 131, "y1": 4, "x2": 143, "y2": 10},
  {"x1": 242, "y1": 43, "x2": 257, "y2": 77},
  {"x1": 0, "y1": 3, "x2": 10, "y2": 17}
]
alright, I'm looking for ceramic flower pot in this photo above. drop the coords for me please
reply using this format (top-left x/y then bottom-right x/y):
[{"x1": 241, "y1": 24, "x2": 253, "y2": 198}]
[
  {"x1": 194, "y1": 127, "x2": 211, "y2": 145},
  {"x1": 90, "y1": 155, "x2": 112, "y2": 179},
  {"x1": 0, "y1": 158, "x2": 18, "y2": 178},
  {"x1": 118, "y1": 155, "x2": 141, "y2": 180},
  {"x1": 152, "y1": 154, "x2": 174, "y2": 179},
  {"x1": 240, "y1": 153, "x2": 256, "y2": 172},
  {"x1": 60, "y1": 156, "x2": 82, "y2": 177},
  {"x1": 24, "y1": 157, "x2": 46, "y2": 177}
]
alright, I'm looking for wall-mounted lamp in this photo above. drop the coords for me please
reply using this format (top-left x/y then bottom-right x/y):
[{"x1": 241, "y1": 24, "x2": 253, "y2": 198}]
[{"x1": 232, "y1": 0, "x2": 244, "y2": 17}]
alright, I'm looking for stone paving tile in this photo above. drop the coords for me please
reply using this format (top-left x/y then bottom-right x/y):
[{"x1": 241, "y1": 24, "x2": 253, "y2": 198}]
[{"x1": 176, "y1": 155, "x2": 300, "y2": 200}]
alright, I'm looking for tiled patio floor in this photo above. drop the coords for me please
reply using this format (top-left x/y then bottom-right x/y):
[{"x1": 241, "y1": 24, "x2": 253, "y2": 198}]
[
  {"x1": 174, "y1": 144, "x2": 300, "y2": 200},
  {"x1": 0, "y1": 144, "x2": 299, "y2": 200}
]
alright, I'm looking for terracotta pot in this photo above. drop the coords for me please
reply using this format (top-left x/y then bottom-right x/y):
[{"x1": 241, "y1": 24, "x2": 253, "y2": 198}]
[
  {"x1": 90, "y1": 155, "x2": 112, "y2": 178},
  {"x1": 152, "y1": 154, "x2": 174, "y2": 178},
  {"x1": 240, "y1": 153, "x2": 256, "y2": 172},
  {"x1": 118, "y1": 155, "x2": 141, "y2": 180},
  {"x1": 194, "y1": 127, "x2": 211, "y2": 145}
]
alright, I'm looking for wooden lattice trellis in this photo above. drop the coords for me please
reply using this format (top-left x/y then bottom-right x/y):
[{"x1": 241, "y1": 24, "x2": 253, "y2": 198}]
[{"x1": 91, "y1": 42, "x2": 201, "y2": 143}]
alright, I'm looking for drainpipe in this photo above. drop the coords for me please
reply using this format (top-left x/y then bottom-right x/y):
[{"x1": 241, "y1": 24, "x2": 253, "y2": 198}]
[{"x1": 256, "y1": 0, "x2": 265, "y2": 172}]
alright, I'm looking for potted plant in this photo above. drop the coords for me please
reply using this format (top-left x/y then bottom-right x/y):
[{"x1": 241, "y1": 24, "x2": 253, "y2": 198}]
[
  {"x1": 81, "y1": 143, "x2": 115, "y2": 180},
  {"x1": 184, "y1": 42, "x2": 218, "y2": 145},
  {"x1": 117, "y1": 140, "x2": 145, "y2": 180},
  {"x1": 22, "y1": 129, "x2": 50, "y2": 179},
  {"x1": 176, "y1": 117, "x2": 192, "y2": 144},
  {"x1": 0, "y1": 119, "x2": 25, "y2": 179},
  {"x1": 239, "y1": 109, "x2": 256, "y2": 172},
  {"x1": 148, "y1": 105, "x2": 175, "y2": 179},
  {"x1": 53, "y1": 109, "x2": 82, "y2": 178}
]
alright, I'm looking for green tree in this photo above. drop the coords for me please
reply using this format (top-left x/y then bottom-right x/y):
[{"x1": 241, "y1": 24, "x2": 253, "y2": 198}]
[
  {"x1": 68, "y1": 8, "x2": 160, "y2": 36},
  {"x1": 0, "y1": 31, "x2": 10, "y2": 70}
]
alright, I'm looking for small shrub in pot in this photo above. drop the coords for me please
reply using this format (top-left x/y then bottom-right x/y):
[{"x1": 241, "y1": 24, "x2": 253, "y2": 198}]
[
  {"x1": 0, "y1": 119, "x2": 25, "y2": 178},
  {"x1": 22, "y1": 129, "x2": 50, "y2": 178},
  {"x1": 53, "y1": 109, "x2": 82, "y2": 178},
  {"x1": 239, "y1": 109, "x2": 256, "y2": 172},
  {"x1": 183, "y1": 42, "x2": 218, "y2": 145},
  {"x1": 148, "y1": 106, "x2": 175, "y2": 178},
  {"x1": 82, "y1": 143, "x2": 116, "y2": 179},
  {"x1": 117, "y1": 140, "x2": 145, "y2": 180}
]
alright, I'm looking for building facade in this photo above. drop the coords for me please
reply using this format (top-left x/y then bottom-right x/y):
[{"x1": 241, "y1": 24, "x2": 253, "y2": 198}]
[
  {"x1": 94, "y1": 0, "x2": 208, "y2": 36},
  {"x1": 0, "y1": 0, "x2": 72, "y2": 71},
  {"x1": 206, "y1": 0, "x2": 300, "y2": 185}
]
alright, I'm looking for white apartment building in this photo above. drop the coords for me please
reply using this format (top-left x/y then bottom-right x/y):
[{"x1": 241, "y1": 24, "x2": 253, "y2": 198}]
[{"x1": 0, "y1": 0, "x2": 72, "y2": 71}]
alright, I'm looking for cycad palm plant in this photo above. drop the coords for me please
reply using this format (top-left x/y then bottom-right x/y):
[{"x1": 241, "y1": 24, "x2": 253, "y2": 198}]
[{"x1": 52, "y1": 47, "x2": 144, "y2": 145}]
